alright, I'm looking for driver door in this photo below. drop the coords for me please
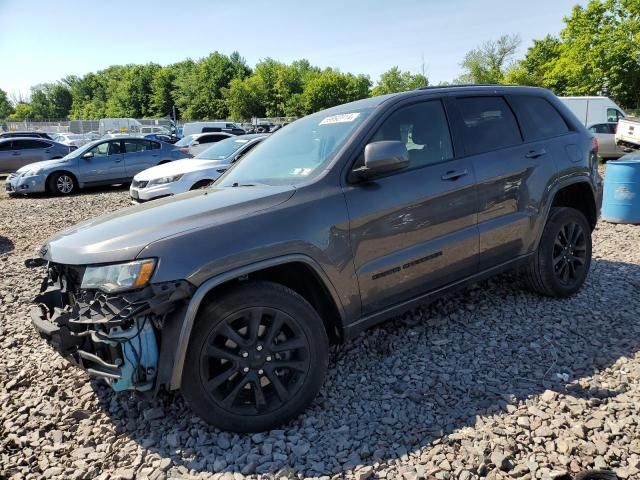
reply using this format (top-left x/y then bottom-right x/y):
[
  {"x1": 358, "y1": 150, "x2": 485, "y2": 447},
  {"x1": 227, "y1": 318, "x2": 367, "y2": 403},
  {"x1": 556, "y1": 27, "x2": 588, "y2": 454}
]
[
  {"x1": 79, "y1": 140, "x2": 126, "y2": 185},
  {"x1": 342, "y1": 98, "x2": 479, "y2": 315}
]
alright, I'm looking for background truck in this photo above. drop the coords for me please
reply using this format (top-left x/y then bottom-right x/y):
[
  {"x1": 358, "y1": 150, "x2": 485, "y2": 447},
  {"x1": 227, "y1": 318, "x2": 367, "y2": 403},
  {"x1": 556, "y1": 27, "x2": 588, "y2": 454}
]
[
  {"x1": 559, "y1": 96, "x2": 626, "y2": 126},
  {"x1": 615, "y1": 117, "x2": 640, "y2": 151}
]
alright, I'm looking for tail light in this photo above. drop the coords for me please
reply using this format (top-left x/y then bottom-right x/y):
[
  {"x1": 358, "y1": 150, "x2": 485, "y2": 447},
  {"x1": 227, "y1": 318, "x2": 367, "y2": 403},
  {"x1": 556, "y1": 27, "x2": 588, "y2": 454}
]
[
  {"x1": 179, "y1": 147, "x2": 189, "y2": 153},
  {"x1": 592, "y1": 137, "x2": 599, "y2": 154}
]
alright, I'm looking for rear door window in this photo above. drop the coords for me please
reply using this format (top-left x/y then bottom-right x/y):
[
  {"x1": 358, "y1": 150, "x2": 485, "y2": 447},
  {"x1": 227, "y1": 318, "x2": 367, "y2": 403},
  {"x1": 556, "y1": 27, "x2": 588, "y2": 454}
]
[
  {"x1": 456, "y1": 96, "x2": 522, "y2": 155},
  {"x1": 588, "y1": 124, "x2": 613, "y2": 134},
  {"x1": 510, "y1": 95, "x2": 569, "y2": 141},
  {"x1": 145, "y1": 140, "x2": 161, "y2": 150},
  {"x1": 0, "y1": 141, "x2": 12, "y2": 151},
  {"x1": 14, "y1": 139, "x2": 49, "y2": 150}
]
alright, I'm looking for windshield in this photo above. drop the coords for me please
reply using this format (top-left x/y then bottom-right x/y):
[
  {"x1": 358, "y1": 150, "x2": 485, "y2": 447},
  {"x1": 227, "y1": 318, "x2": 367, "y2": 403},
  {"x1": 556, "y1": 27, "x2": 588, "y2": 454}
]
[
  {"x1": 217, "y1": 109, "x2": 371, "y2": 186},
  {"x1": 175, "y1": 134, "x2": 194, "y2": 147},
  {"x1": 197, "y1": 137, "x2": 251, "y2": 160}
]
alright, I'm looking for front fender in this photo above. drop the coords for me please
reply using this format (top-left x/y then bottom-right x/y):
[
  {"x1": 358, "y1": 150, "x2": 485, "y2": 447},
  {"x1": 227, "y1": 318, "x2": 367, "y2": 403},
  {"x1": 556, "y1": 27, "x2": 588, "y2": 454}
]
[{"x1": 167, "y1": 254, "x2": 345, "y2": 390}]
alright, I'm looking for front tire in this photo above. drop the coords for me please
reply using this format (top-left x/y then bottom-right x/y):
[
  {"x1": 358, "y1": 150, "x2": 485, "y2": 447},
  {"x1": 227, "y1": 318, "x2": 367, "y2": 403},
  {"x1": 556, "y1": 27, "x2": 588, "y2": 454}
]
[
  {"x1": 47, "y1": 172, "x2": 77, "y2": 196},
  {"x1": 525, "y1": 207, "x2": 592, "y2": 297},
  {"x1": 181, "y1": 281, "x2": 329, "y2": 432}
]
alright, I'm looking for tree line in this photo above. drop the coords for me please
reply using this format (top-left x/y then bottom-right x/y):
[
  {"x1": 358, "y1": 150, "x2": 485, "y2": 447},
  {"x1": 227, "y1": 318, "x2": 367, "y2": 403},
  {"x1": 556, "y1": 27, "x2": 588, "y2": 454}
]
[{"x1": 0, "y1": 0, "x2": 637, "y2": 122}]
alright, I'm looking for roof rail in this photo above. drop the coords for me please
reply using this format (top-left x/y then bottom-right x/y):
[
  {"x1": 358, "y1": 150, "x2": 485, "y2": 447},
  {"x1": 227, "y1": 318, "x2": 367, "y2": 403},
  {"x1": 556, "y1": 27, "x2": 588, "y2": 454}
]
[{"x1": 416, "y1": 83, "x2": 515, "y2": 90}]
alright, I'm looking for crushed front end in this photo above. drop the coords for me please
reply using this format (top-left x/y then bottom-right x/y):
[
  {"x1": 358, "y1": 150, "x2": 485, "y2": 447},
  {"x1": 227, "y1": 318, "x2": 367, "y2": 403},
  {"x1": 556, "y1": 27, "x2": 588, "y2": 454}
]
[{"x1": 29, "y1": 261, "x2": 194, "y2": 393}]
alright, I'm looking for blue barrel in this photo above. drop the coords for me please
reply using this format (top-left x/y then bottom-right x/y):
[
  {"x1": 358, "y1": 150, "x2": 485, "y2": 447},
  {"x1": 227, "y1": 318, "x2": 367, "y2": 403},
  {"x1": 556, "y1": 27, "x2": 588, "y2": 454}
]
[{"x1": 602, "y1": 154, "x2": 640, "y2": 224}]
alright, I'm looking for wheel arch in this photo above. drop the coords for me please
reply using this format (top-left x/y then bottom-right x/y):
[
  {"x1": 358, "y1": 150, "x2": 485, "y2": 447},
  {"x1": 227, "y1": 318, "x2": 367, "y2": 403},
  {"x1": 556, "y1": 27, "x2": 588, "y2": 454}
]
[
  {"x1": 168, "y1": 254, "x2": 346, "y2": 390},
  {"x1": 549, "y1": 178, "x2": 598, "y2": 230},
  {"x1": 45, "y1": 170, "x2": 78, "y2": 193}
]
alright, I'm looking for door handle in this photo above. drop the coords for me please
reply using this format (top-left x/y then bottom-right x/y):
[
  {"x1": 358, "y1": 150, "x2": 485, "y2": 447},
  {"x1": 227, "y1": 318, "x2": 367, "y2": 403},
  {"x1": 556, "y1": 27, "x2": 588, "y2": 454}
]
[
  {"x1": 12, "y1": 152, "x2": 20, "y2": 156},
  {"x1": 441, "y1": 169, "x2": 468, "y2": 181},
  {"x1": 525, "y1": 149, "x2": 547, "y2": 159}
]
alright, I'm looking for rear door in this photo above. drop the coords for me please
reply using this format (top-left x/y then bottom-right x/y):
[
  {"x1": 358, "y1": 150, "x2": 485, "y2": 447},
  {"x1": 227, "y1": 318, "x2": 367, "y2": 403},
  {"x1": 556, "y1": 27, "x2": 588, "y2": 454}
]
[
  {"x1": 78, "y1": 140, "x2": 126, "y2": 184},
  {"x1": 122, "y1": 139, "x2": 162, "y2": 177},
  {"x1": 450, "y1": 94, "x2": 562, "y2": 270},
  {"x1": 588, "y1": 123, "x2": 622, "y2": 158},
  {"x1": 343, "y1": 98, "x2": 478, "y2": 315},
  {"x1": 0, "y1": 141, "x2": 16, "y2": 172},
  {"x1": 12, "y1": 139, "x2": 51, "y2": 166}
]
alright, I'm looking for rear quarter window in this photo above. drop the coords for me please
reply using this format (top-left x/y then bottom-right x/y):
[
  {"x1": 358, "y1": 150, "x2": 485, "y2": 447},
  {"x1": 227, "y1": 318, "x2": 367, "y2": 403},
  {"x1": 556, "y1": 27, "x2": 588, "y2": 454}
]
[
  {"x1": 456, "y1": 96, "x2": 522, "y2": 155},
  {"x1": 509, "y1": 95, "x2": 569, "y2": 141}
]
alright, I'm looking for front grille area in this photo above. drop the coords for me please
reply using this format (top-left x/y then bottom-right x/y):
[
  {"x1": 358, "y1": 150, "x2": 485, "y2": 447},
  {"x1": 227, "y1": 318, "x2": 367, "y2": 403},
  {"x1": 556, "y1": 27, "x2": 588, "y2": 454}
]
[{"x1": 132, "y1": 179, "x2": 148, "y2": 189}]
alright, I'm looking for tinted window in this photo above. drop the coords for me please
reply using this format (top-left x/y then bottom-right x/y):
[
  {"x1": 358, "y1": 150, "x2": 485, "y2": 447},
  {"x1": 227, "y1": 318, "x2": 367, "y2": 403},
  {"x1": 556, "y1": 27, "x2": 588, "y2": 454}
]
[
  {"x1": 108, "y1": 141, "x2": 122, "y2": 155},
  {"x1": 146, "y1": 140, "x2": 160, "y2": 150},
  {"x1": 607, "y1": 108, "x2": 624, "y2": 123},
  {"x1": 199, "y1": 134, "x2": 228, "y2": 144},
  {"x1": 15, "y1": 139, "x2": 49, "y2": 149},
  {"x1": 589, "y1": 123, "x2": 614, "y2": 134},
  {"x1": 0, "y1": 141, "x2": 11, "y2": 151},
  {"x1": 457, "y1": 96, "x2": 522, "y2": 155},
  {"x1": 202, "y1": 127, "x2": 222, "y2": 133},
  {"x1": 510, "y1": 95, "x2": 569, "y2": 141},
  {"x1": 363, "y1": 100, "x2": 453, "y2": 169},
  {"x1": 123, "y1": 140, "x2": 144, "y2": 153}
]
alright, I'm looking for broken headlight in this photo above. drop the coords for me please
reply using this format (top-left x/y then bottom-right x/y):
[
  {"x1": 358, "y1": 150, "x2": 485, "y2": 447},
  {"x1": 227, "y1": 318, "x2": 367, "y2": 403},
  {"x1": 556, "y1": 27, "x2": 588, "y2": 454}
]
[{"x1": 80, "y1": 259, "x2": 156, "y2": 293}]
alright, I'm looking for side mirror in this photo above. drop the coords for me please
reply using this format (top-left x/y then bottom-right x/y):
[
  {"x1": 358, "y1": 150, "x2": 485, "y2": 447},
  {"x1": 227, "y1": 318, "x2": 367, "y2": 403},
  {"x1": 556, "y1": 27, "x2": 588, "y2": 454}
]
[
  {"x1": 82, "y1": 152, "x2": 94, "y2": 159},
  {"x1": 352, "y1": 141, "x2": 409, "y2": 180},
  {"x1": 192, "y1": 141, "x2": 200, "y2": 146}
]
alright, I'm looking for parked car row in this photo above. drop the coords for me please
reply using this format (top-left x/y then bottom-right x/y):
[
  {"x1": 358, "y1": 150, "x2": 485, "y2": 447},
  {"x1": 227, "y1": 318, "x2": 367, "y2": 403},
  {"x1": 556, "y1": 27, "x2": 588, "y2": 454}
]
[{"x1": 5, "y1": 137, "x2": 186, "y2": 195}]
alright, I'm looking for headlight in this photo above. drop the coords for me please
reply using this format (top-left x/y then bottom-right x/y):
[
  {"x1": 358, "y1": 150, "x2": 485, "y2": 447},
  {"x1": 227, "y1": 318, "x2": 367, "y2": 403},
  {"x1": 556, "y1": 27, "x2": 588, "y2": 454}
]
[
  {"x1": 81, "y1": 259, "x2": 156, "y2": 293},
  {"x1": 148, "y1": 174, "x2": 183, "y2": 186},
  {"x1": 22, "y1": 167, "x2": 44, "y2": 177}
]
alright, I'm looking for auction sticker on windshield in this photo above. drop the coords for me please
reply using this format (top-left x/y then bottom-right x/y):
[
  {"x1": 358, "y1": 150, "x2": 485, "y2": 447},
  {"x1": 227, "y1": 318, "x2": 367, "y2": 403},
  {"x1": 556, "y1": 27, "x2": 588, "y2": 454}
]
[{"x1": 319, "y1": 113, "x2": 360, "y2": 125}]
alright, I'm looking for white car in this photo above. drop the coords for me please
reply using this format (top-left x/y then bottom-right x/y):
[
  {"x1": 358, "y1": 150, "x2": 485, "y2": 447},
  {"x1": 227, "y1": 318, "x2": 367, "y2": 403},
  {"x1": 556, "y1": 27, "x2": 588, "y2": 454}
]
[
  {"x1": 130, "y1": 134, "x2": 267, "y2": 202},
  {"x1": 173, "y1": 132, "x2": 234, "y2": 157},
  {"x1": 52, "y1": 133, "x2": 93, "y2": 148}
]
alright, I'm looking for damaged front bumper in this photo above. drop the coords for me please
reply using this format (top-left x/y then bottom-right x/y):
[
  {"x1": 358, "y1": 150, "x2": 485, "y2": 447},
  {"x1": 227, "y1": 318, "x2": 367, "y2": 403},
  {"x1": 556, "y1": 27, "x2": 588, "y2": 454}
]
[{"x1": 30, "y1": 262, "x2": 195, "y2": 393}]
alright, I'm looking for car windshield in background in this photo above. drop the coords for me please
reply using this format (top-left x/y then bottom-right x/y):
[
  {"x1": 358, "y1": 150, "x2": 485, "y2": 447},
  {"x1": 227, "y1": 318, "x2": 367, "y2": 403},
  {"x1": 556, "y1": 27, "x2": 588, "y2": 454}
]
[
  {"x1": 197, "y1": 138, "x2": 249, "y2": 160},
  {"x1": 217, "y1": 109, "x2": 371, "y2": 186},
  {"x1": 175, "y1": 135, "x2": 194, "y2": 147}
]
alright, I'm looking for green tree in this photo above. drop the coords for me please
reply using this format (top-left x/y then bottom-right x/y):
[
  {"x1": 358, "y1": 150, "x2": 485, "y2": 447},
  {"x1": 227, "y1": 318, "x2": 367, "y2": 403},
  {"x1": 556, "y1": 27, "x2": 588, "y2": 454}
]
[
  {"x1": 0, "y1": 88, "x2": 13, "y2": 119},
  {"x1": 174, "y1": 52, "x2": 249, "y2": 120},
  {"x1": 372, "y1": 67, "x2": 427, "y2": 96},
  {"x1": 8, "y1": 103, "x2": 32, "y2": 121},
  {"x1": 503, "y1": 35, "x2": 563, "y2": 87},
  {"x1": 302, "y1": 69, "x2": 370, "y2": 113},
  {"x1": 549, "y1": 0, "x2": 640, "y2": 108},
  {"x1": 456, "y1": 34, "x2": 521, "y2": 84}
]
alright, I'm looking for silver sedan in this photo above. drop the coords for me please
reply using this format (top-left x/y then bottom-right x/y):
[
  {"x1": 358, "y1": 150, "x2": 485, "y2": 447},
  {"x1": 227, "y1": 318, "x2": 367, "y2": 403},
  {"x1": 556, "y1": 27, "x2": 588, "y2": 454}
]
[{"x1": 0, "y1": 138, "x2": 72, "y2": 174}]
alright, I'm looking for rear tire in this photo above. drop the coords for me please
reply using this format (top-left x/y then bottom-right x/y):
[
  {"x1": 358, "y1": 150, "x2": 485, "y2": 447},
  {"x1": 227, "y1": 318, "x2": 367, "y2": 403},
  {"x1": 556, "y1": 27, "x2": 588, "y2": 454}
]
[
  {"x1": 47, "y1": 172, "x2": 77, "y2": 196},
  {"x1": 525, "y1": 207, "x2": 592, "y2": 297},
  {"x1": 181, "y1": 281, "x2": 329, "y2": 432}
]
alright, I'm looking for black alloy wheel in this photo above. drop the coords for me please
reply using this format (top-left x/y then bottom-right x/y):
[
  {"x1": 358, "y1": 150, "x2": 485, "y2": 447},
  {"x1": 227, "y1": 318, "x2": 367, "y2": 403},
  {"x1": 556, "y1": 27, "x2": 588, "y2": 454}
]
[
  {"x1": 182, "y1": 281, "x2": 329, "y2": 432},
  {"x1": 201, "y1": 306, "x2": 310, "y2": 415}
]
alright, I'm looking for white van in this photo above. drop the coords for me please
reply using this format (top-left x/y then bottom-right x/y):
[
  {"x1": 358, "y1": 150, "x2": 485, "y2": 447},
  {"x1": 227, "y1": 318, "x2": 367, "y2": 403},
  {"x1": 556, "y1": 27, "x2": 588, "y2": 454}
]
[
  {"x1": 559, "y1": 97, "x2": 626, "y2": 126},
  {"x1": 181, "y1": 121, "x2": 245, "y2": 138},
  {"x1": 98, "y1": 118, "x2": 143, "y2": 135}
]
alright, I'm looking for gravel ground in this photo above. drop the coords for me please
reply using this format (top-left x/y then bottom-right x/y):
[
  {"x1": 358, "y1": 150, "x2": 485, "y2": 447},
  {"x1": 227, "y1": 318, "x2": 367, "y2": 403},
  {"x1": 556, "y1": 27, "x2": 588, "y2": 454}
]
[{"x1": 1, "y1": 177, "x2": 639, "y2": 480}]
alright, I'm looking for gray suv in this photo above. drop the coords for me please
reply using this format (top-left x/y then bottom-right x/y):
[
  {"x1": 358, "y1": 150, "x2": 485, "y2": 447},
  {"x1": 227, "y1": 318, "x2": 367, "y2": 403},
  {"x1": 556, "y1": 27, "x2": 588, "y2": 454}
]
[{"x1": 29, "y1": 86, "x2": 602, "y2": 432}]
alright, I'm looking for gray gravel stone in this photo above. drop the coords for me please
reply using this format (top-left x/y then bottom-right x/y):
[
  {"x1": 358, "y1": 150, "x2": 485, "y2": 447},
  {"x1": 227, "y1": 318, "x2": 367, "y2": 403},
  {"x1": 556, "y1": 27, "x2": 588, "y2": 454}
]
[{"x1": 1, "y1": 168, "x2": 640, "y2": 479}]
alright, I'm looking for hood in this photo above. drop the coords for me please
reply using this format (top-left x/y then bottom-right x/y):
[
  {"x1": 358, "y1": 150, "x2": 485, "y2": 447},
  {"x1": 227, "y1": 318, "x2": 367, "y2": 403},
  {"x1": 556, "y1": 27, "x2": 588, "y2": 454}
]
[
  {"x1": 18, "y1": 157, "x2": 76, "y2": 173},
  {"x1": 41, "y1": 185, "x2": 296, "y2": 265},
  {"x1": 134, "y1": 159, "x2": 226, "y2": 180}
]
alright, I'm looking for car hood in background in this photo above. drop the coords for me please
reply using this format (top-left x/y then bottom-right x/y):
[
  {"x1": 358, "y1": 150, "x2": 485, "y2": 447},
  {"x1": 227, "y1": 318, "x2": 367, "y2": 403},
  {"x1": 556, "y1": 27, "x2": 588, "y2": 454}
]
[
  {"x1": 134, "y1": 159, "x2": 226, "y2": 180},
  {"x1": 40, "y1": 185, "x2": 296, "y2": 265},
  {"x1": 17, "y1": 158, "x2": 76, "y2": 173}
]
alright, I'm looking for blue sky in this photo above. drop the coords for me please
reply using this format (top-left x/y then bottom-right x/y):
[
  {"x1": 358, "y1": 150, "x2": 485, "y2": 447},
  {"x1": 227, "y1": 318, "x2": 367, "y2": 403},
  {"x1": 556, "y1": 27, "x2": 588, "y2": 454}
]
[{"x1": 0, "y1": 0, "x2": 586, "y2": 98}]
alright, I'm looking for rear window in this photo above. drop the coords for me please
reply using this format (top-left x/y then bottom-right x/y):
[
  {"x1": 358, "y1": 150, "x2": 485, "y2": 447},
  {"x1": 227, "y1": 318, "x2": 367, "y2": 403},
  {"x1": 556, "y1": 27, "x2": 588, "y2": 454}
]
[
  {"x1": 15, "y1": 139, "x2": 49, "y2": 149},
  {"x1": 457, "y1": 96, "x2": 522, "y2": 155},
  {"x1": 510, "y1": 95, "x2": 569, "y2": 141}
]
